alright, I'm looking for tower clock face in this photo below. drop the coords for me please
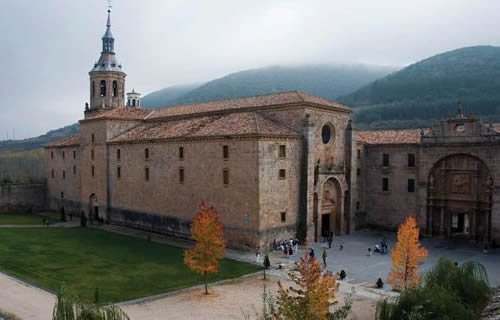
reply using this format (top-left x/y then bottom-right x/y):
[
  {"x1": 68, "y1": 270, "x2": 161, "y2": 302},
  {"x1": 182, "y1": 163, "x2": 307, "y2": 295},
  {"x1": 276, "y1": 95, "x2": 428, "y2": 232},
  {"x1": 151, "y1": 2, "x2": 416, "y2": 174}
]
[{"x1": 455, "y1": 125, "x2": 465, "y2": 133}]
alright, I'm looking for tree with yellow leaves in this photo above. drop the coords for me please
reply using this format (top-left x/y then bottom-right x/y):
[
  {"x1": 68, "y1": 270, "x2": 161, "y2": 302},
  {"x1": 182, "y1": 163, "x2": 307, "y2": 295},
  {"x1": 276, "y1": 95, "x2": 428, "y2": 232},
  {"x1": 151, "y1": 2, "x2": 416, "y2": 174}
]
[
  {"x1": 387, "y1": 215, "x2": 428, "y2": 291},
  {"x1": 184, "y1": 202, "x2": 226, "y2": 294},
  {"x1": 274, "y1": 254, "x2": 350, "y2": 320}
]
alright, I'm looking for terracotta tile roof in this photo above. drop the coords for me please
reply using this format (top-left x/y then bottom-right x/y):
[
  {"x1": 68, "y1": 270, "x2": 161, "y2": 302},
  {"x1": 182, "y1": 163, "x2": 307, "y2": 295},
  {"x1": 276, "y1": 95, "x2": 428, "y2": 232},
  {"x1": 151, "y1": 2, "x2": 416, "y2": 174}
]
[
  {"x1": 148, "y1": 91, "x2": 350, "y2": 120},
  {"x1": 44, "y1": 135, "x2": 80, "y2": 148},
  {"x1": 110, "y1": 112, "x2": 300, "y2": 143},
  {"x1": 81, "y1": 107, "x2": 153, "y2": 122},
  {"x1": 356, "y1": 128, "x2": 430, "y2": 144}
]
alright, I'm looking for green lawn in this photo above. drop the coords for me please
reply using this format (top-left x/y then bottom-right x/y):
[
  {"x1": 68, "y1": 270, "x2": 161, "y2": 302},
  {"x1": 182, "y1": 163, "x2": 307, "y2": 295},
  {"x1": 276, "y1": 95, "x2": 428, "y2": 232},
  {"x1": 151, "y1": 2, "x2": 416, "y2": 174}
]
[
  {"x1": 0, "y1": 228, "x2": 259, "y2": 303},
  {"x1": 0, "y1": 212, "x2": 59, "y2": 225}
]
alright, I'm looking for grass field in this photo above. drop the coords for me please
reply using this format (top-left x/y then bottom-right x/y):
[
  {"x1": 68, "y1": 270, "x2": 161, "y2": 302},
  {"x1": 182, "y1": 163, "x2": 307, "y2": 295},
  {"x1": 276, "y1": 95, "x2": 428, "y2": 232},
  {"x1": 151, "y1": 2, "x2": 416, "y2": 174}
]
[
  {"x1": 0, "y1": 213, "x2": 58, "y2": 225},
  {"x1": 0, "y1": 228, "x2": 260, "y2": 303}
]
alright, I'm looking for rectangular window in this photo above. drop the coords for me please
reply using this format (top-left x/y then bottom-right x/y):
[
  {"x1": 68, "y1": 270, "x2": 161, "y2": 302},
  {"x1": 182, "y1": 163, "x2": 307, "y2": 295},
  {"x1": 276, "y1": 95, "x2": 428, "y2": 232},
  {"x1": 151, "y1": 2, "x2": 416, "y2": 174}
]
[
  {"x1": 73, "y1": 166, "x2": 76, "y2": 175},
  {"x1": 51, "y1": 151, "x2": 54, "y2": 159},
  {"x1": 91, "y1": 166, "x2": 95, "y2": 177},
  {"x1": 279, "y1": 169, "x2": 286, "y2": 179},
  {"x1": 117, "y1": 149, "x2": 121, "y2": 160},
  {"x1": 279, "y1": 145, "x2": 286, "y2": 158},
  {"x1": 356, "y1": 168, "x2": 360, "y2": 176},
  {"x1": 145, "y1": 167, "x2": 150, "y2": 181},
  {"x1": 62, "y1": 151, "x2": 65, "y2": 159},
  {"x1": 62, "y1": 170, "x2": 66, "y2": 179},
  {"x1": 91, "y1": 133, "x2": 95, "y2": 144},
  {"x1": 91, "y1": 149, "x2": 94, "y2": 161},
  {"x1": 280, "y1": 211, "x2": 287, "y2": 223},
  {"x1": 356, "y1": 201, "x2": 360, "y2": 211},
  {"x1": 73, "y1": 151, "x2": 76, "y2": 159},
  {"x1": 179, "y1": 168, "x2": 184, "y2": 183},
  {"x1": 117, "y1": 166, "x2": 121, "y2": 179},
  {"x1": 382, "y1": 153, "x2": 390, "y2": 167},
  {"x1": 357, "y1": 149, "x2": 361, "y2": 160},
  {"x1": 223, "y1": 168, "x2": 229, "y2": 185},
  {"x1": 382, "y1": 177, "x2": 389, "y2": 191},
  {"x1": 223, "y1": 145, "x2": 229, "y2": 159},
  {"x1": 179, "y1": 147, "x2": 184, "y2": 160},
  {"x1": 145, "y1": 148, "x2": 149, "y2": 159},
  {"x1": 408, "y1": 179, "x2": 415, "y2": 193},
  {"x1": 408, "y1": 153, "x2": 416, "y2": 167},
  {"x1": 51, "y1": 169, "x2": 54, "y2": 178}
]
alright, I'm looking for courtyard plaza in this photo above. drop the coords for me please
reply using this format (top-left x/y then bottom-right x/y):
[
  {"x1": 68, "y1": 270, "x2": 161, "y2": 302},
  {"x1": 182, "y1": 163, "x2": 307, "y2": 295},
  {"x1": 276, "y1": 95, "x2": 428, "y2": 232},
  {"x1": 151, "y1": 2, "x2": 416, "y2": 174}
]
[{"x1": 282, "y1": 230, "x2": 500, "y2": 289}]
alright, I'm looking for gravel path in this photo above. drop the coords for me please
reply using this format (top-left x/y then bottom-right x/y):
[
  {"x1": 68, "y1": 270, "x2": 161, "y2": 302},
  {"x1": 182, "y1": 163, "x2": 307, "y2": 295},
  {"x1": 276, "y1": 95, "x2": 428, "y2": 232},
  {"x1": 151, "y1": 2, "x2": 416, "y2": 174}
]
[
  {"x1": 0, "y1": 272, "x2": 55, "y2": 320},
  {"x1": 122, "y1": 274, "x2": 378, "y2": 320}
]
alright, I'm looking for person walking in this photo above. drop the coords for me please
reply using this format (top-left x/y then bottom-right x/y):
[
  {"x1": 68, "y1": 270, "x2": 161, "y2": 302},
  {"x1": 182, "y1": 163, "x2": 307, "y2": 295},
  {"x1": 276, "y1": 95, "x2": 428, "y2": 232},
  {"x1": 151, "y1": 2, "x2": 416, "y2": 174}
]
[
  {"x1": 256, "y1": 246, "x2": 261, "y2": 263},
  {"x1": 309, "y1": 248, "x2": 315, "y2": 258},
  {"x1": 339, "y1": 242, "x2": 344, "y2": 251},
  {"x1": 328, "y1": 236, "x2": 333, "y2": 249},
  {"x1": 322, "y1": 249, "x2": 327, "y2": 267}
]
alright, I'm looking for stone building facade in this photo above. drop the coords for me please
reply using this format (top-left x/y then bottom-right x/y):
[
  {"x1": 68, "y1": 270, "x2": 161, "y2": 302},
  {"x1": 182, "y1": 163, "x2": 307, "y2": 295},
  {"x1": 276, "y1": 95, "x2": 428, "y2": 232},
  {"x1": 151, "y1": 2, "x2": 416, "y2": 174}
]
[
  {"x1": 44, "y1": 9, "x2": 500, "y2": 248},
  {"x1": 356, "y1": 108, "x2": 500, "y2": 246}
]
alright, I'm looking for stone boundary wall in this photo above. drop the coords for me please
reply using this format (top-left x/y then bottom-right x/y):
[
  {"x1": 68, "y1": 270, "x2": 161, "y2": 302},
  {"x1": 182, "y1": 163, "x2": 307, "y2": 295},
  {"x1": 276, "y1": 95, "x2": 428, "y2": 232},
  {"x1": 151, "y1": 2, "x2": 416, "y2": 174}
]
[{"x1": 0, "y1": 183, "x2": 46, "y2": 213}]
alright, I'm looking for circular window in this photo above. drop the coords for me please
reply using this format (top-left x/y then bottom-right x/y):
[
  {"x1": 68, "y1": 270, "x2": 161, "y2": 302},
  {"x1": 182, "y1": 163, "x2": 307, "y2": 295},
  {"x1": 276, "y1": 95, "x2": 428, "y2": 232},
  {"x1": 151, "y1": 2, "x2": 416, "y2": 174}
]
[{"x1": 322, "y1": 125, "x2": 332, "y2": 144}]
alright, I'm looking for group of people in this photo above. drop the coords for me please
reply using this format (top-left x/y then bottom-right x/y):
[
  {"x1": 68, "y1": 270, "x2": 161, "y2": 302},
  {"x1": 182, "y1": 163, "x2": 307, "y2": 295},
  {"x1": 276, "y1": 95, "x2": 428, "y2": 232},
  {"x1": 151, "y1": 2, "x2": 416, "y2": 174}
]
[
  {"x1": 367, "y1": 238, "x2": 389, "y2": 256},
  {"x1": 274, "y1": 239, "x2": 299, "y2": 254}
]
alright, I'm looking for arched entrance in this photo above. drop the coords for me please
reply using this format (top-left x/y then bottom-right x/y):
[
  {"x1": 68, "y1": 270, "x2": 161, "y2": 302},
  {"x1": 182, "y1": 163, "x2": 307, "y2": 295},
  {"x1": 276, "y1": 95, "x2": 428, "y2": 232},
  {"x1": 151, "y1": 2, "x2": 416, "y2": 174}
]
[
  {"x1": 320, "y1": 178, "x2": 342, "y2": 239},
  {"x1": 88, "y1": 194, "x2": 99, "y2": 223},
  {"x1": 427, "y1": 154, "x2": 492, "y2": 243}
]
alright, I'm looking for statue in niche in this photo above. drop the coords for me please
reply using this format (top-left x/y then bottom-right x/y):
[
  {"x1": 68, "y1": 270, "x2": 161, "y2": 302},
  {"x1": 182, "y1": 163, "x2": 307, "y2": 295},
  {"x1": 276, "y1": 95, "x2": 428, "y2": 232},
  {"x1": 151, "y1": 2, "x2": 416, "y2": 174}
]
[
  {"x1": 429, "y1": 174, "x2": 435, "y2": 188},
  {"x1": 314, "y1": 160, "x2": 320, "y2": 185},
  {"x1": 487, "y1": 176, "x2": 493, "y2": 188}
]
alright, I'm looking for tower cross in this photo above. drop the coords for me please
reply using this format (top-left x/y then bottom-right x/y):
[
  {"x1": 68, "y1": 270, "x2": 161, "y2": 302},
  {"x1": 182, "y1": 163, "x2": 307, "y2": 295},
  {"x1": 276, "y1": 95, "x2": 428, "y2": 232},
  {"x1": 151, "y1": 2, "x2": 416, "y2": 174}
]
[{"x1": 107, "y1": 0, "x2": 112, "y2": 10}]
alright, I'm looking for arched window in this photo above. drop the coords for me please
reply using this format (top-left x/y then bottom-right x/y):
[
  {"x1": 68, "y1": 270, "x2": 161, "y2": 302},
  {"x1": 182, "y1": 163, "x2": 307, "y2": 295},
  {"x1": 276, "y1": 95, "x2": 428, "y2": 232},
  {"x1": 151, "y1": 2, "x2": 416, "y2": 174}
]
[
  {"x1": 112, "y1": 81, "x2": 118, "y2": 97},
  {"x1": 92, "y1": 81, "x2": 95, "y2": 97},
  {"x1": 100, "y1": 80, "x2": 106, "y2": 97}
]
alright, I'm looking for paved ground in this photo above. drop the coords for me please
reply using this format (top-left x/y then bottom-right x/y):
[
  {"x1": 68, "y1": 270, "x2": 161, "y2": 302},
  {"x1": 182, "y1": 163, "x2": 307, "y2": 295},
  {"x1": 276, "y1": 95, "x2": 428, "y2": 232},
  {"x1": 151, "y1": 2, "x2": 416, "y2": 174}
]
[
  {"x1": 0, "y1": 272, "x2": 54, "y2": 320},
  {"x1": 300, "y1": 230, "x2": 500, "y2": 289},
  {"x1": 121, "y1": 274, "x2": 379, "y2": 320}
]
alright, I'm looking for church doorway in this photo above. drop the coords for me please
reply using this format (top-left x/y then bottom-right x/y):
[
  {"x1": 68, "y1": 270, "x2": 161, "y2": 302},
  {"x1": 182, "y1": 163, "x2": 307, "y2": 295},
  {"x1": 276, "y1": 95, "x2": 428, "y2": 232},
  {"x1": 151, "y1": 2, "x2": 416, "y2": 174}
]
[
  {"x1": 321, "y1": 214, "x2": 330, "y2": 238},
  {"x1": 427, "y1": 154, "x2": 492, "y2": 243},
  {"x1": 320, "y1": 178, "x2": 342, "y2": 239}
]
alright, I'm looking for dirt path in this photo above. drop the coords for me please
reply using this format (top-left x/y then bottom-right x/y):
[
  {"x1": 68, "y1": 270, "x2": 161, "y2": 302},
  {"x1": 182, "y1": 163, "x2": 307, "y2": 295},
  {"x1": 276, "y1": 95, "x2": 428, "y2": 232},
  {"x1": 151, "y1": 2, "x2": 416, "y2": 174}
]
[
  {"x1": 121, "y1": 275, "x2": 377, "y2": 320},
  {"x1": 0, "y1": 272, "x2": 55, "y2": 320}
]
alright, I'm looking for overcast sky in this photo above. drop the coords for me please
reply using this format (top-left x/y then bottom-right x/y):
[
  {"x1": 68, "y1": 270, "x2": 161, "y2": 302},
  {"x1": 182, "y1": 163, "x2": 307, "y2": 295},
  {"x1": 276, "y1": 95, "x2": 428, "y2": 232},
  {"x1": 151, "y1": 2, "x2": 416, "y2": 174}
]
[{"x1": 1, "y1": 0, "x2": 500, "y2": 139}]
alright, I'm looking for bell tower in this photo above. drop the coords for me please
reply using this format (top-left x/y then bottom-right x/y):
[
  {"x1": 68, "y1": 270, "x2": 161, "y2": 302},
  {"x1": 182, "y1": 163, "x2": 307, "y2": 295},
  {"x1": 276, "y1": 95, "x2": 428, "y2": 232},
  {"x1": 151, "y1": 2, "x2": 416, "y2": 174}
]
[{"x1": 87, "y1": 6, "x2": 126, "y2": 115}]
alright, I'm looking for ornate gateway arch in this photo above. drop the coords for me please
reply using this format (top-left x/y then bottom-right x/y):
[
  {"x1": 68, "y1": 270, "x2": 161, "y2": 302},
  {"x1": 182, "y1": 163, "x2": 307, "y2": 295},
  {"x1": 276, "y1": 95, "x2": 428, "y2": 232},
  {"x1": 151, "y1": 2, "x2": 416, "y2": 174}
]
[{"x1": 427, "y1": 154, "x2": 493, "y2": 243}]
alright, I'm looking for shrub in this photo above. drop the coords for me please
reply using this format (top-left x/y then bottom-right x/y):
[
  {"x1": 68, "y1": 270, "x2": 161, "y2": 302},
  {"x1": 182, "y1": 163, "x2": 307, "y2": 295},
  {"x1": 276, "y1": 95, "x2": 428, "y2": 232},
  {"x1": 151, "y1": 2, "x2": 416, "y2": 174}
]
[{"x1": 376, "y1": 257, "x2": 491, "y2": 320}]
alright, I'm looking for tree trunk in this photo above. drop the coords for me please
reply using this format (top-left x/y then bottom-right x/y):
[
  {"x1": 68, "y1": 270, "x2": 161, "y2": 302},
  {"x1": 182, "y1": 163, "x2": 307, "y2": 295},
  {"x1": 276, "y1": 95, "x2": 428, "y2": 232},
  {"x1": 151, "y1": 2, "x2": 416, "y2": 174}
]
[{"x1": 204, "y1": 272, "x2": 208, "y2": 294}]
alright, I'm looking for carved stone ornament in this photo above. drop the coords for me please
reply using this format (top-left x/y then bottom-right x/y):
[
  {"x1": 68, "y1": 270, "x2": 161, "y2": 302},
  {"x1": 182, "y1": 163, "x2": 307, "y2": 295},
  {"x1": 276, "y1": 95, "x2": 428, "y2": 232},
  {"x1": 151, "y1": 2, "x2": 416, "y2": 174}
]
[{"x1": 451, "y1": 174, "x2": 469, "y2": 194}]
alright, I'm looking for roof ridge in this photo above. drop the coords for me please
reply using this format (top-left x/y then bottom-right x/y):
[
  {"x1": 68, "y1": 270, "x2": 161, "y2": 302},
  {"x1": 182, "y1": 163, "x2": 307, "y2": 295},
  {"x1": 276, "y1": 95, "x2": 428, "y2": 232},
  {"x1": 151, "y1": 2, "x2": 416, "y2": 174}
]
[{"x1": 155, "y1": 91, "x2": 303, "y2": 110}]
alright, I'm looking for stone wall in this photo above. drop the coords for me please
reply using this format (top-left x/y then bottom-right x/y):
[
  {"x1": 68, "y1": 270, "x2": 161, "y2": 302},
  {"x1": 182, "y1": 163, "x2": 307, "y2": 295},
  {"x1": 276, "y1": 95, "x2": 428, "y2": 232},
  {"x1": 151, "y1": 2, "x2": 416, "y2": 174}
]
[
  {"x1": 107, "y1": 138, "x2": 263, "y2": 249},
  {"x1": 45, "y1": 145, "x2": 81, "y2": 215},
  {"x1": 362, "y1": 144, "x2": 419, "y2": 230},
  {"x1": 0, "y1": 183, "x2": 46, "y2": 213}
]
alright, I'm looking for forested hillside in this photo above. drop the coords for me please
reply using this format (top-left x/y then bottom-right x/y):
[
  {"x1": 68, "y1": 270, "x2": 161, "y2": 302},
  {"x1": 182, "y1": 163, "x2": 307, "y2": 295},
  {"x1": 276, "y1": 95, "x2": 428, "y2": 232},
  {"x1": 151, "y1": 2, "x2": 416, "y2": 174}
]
[
  {"x1": 141, "y1": 84, "x2": 201, "y2": 108},
  {"x1": 142, "y1": 64, "x2": 397, "y2": 108},
  {"x1": 339, "y1": 46, "x2": 500, "y2": 129}
]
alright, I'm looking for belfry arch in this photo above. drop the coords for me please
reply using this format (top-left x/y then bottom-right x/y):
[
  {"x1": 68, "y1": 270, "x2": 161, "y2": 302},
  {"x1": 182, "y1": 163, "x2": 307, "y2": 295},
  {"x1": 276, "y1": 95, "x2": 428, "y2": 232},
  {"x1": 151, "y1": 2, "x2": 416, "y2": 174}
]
[{"x1": 426, "y1": 154, "x2": 493, "y2": 243}]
